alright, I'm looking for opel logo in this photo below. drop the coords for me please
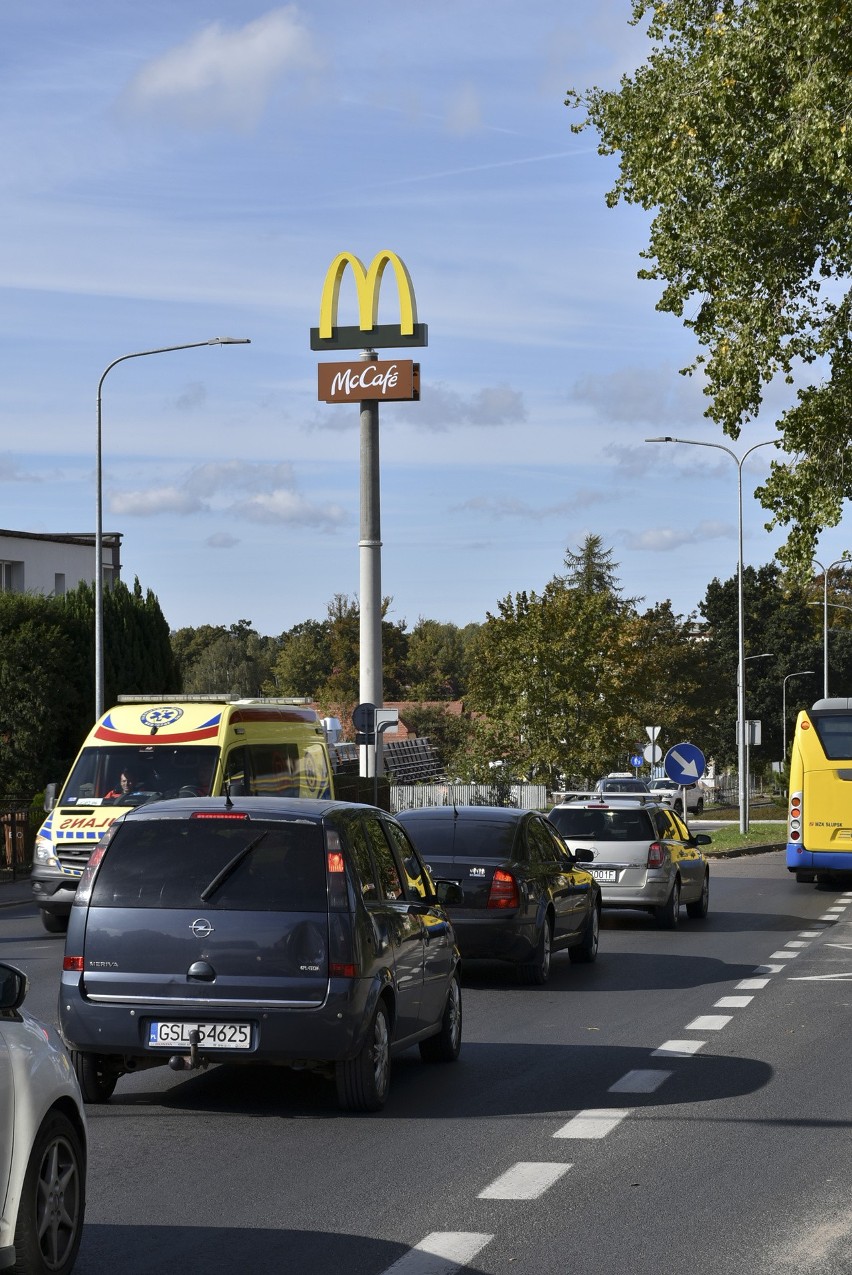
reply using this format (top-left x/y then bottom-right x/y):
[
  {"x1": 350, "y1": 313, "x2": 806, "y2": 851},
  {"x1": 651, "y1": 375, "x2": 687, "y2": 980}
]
[{"x1": 191, "y1": 918, "x2": 214, "y2": 939}]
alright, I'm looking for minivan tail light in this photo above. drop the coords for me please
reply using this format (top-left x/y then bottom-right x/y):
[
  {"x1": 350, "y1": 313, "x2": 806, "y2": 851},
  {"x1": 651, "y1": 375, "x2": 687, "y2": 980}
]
[
  {"x1": 325, "y1": 830, "x2": 350, "y2": 912},
  {"x1": 488, "y1": 869, "x2": 519, "y2": 909},
  {"x1": 647, "y1": 841, "x2": 665, "y2": 868},
  {"x1": 328, "y1": 962, "x2": 358, "y2": 978},
  {"x1": 63, "y1": 956, "x2": 84, "y2": 972},
  {"x1": 75, "y1": 844, "x2": 109, "y2": 905},
  {"x1": 190, "y1": 811, "x2": 249, "y2": 820}
]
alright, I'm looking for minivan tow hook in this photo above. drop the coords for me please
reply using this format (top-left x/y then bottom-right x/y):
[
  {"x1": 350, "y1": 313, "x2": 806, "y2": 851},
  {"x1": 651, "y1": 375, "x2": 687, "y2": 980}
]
[{"x1": 168, "y1": 1029, "x2": 208, "y2": 1072}]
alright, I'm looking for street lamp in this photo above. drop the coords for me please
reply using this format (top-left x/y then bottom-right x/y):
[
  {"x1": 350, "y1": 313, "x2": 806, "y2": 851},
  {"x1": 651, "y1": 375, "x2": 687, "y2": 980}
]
[
  {"x1": 646, "y1": 435, "x2": 778, "y2": 833},
  {"x1": 782, "y1": 670, "x2": 815, "y2": 762},
  {"x1": 813, "y1": 558, "x2": 849, "y2": 698},
  {"x1": 95, "y1": 337, "x2": 250, "y2": 719}
]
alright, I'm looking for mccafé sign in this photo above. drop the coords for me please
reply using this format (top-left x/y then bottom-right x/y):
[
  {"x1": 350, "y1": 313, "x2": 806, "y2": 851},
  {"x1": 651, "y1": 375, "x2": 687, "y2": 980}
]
[
  {"x1": 311, "y1": 250, "x2": 428, "y2": 351},
  {"x1": 318, "y1": 359, "x2": 419, "y2": 403}
]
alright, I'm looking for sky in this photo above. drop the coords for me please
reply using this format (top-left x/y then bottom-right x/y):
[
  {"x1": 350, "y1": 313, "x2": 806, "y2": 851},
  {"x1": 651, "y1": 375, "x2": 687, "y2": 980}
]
[{"x1": 2, "y1": 1, "x2": 847, "y2": 640}]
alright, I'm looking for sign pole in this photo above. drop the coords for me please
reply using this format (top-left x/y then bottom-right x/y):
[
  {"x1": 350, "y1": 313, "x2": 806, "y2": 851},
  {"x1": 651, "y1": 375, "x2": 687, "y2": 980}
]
[{"x1": 359, "y1": 349, "x2": 383, "y2": 780}]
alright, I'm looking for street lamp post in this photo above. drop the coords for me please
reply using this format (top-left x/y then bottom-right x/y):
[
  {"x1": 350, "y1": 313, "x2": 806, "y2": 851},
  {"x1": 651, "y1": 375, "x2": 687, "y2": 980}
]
[
  {"x1": 743, "y1": 651, "x2": 774, "y2": 827},
  {"x1": 782, "y1": 670, "x2": 815, "y2": 763},
  {"x1": 645, "y1": 435, "x2": 778, "y2": 833},
  {"x1": 95, "y1": 337, "x2": 250, "y2": 720},
  {"x1": 813, "y1": 558, "x2": 849, "y2": 698}
]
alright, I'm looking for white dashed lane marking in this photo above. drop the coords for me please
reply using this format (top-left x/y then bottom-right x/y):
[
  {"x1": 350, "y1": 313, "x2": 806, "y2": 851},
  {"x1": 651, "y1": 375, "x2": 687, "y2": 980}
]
[
  {"x1": 685, "y1": 1015, "x2": 731, "y2": 1030},
  {"x1": 478, "y1": 1162, "x2": 572, "y2": 1199},
  {"x1": 755, "y1": 963, "x2": 785, "y2": 974},
  {"x1": 553, "y1": 1109, "x2": 629, "y2": 1139},
  {"x1": 714, "y1": 995, "x2": 754, "y2": 1008},
  {"x1": 608, "y1": 1069, "x2": 673, "y2": 1094},
  {"x1": 785, "y1": 941, "x2": 808, "y2": 949},
  {"x1": 737, "y1": 978, "x2": 770, "y2": 990},
  {"x1": 652, "y1": 1039, "x2": 706, "y2": 1057},
  {"x1": 770, "y1": 950, "x2": 800, "y2": 959},
  {"x1": 379, "y1": 1233, "x2": 493, "y2": 1275}
]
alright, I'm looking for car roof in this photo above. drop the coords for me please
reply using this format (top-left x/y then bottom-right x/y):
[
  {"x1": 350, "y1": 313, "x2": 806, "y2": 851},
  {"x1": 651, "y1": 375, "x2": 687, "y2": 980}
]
[
  {"x1": 118, "y1": 796, "x2": 383, "y2": 823},
  {"x1": 396, "y1": 805, "x2": 528, "y2": 825}
]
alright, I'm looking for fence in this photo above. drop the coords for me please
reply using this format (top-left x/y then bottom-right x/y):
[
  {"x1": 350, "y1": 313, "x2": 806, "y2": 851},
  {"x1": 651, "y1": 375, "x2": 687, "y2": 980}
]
[
  {"x1": 390, "y1": 781, "x2": 548, "y2": 813},
  {"x1": 0, "y1": 799, "x2": 39, "y2": 880}
]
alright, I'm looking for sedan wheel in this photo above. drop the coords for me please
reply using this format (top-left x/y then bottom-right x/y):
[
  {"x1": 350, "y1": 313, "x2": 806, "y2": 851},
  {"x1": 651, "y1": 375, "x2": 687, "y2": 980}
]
[
  {"x1": 654, "y1": 877, "x2": 681, "y2": 930},
  {"x1": 522, "y1": 915, "x2": 553, "y2": 985},
  {"x1": 570, "y1": 902, "x2": 600, "y2": 964},
  {"x1": 336, "y1": 1001, "x2": 391, "y2": 1112},
  {"x1": 13, "y1": 1110, "x2": 86, "y2": 1275},
  {"x1": 420, "y1": 972, "x2": 462, "y2": 1062}
]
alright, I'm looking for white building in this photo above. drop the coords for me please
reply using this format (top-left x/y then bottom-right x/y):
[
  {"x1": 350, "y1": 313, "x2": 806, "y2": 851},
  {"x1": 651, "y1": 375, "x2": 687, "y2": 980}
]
[{"x1": 0, "y1": 530, "x2": 122, "y2": 597}]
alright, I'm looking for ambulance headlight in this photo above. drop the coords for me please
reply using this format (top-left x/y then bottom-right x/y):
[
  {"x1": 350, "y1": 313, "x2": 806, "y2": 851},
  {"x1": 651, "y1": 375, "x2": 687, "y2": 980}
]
[{"x1": 35, "y1": 836, "x2": 56, "y2": 864}]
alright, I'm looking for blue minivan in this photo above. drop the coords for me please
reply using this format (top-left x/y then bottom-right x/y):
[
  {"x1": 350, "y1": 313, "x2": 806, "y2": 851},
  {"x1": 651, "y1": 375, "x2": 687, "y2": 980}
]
[{"x1": 59, "y1": 797, "x2": 462, "y2": 1112}]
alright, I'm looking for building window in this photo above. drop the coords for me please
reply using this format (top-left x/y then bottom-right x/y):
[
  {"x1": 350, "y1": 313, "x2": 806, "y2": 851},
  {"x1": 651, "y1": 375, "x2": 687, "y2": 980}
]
[
  {"x1": 0, "y1": 561, "x2": 23, "y2": 593},
  {"x1": 54, "y1": 573, "x2": 66, "y2": 597}
]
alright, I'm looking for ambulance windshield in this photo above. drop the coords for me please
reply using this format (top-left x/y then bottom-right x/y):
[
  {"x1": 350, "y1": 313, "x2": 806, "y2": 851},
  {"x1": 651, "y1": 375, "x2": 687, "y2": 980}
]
[{"x1": 58, "y1": 746, "x2": 219, "y2": 807}]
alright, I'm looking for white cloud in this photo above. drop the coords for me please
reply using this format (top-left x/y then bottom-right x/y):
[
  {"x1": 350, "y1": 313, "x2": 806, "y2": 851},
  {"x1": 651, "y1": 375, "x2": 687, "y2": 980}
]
[
  {"x1": 231, "y1": 489, "x2": 346, "y2": 528},
  {"x1": 0, "y1": 455, "x2": 43, "y2": 483},
  {"x1": 207, "y1": 532, "x2": 239, "y2": 549},
  {"x1": 110, "y1": 486, "x2": 204, "y2": 516},
  {"x1": 573, "y1": 364, "x2": 703, "y2": 426},
  {"x1": 629, "y1": 520, "x2": 735, "y2": 552},
  {"x1": 122, "y1": 7, "x2": 324, "y2": 131},
  {"x1": 184, "y1": 460, "x2": 296, "y2": 498}
]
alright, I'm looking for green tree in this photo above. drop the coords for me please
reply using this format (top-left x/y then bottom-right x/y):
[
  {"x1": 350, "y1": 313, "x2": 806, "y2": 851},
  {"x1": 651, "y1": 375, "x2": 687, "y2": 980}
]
[
  {"x1": 268, "y1": 619, "x2": 333, "y2": 698},
  {"x1": 0, "y1": 594, "x2": 88, "y2": 794},
  {"x1": 568, "y1": 0, "x2": 852, "y2": 572},
  {"x1": 404, "y1": 619, "x2": 473, "y2": 700},
  {"x1": 174, "y1": 620, "x2": 278, "y2": 696}
]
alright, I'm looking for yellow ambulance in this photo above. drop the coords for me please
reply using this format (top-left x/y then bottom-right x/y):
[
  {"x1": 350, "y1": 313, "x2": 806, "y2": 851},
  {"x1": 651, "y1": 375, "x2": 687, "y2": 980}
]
[{"x1": 31, "y1": 696, "x2": 335, "y2": 932}]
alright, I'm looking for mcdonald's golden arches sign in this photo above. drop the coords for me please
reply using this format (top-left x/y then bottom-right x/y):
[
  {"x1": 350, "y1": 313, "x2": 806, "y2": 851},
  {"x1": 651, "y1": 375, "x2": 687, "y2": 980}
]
[{"x1": 310, "y1": 250, "x2": 428, "y2": 351}]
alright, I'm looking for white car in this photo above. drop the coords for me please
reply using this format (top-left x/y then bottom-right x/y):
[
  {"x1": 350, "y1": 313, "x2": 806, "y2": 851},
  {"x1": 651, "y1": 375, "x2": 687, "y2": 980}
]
[
  {"x1": 647, "y1": 777, "x2": 704, "y2": 816},
  {"x1": 0, "y1": 962, "x2": 86, "y2": 1274}
]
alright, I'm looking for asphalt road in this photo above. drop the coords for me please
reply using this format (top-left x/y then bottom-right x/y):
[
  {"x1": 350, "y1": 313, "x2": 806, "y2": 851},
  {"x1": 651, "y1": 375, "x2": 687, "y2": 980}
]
[{"x1": 5, "y1": 852, "x2": 852, "y2": 1275}]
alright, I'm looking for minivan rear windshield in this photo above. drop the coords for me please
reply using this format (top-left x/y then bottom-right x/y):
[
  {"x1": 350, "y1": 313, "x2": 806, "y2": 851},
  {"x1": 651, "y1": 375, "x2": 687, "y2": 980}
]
[
  {"x1": 549, "y1": 807, "x2": 652, "y2": 841},
  {"x1": 811, "y1": 714, "x2": 852, "y2": 761},
  {"x1": 89, "y1": 819, "x2": 326, "y2": 911}
]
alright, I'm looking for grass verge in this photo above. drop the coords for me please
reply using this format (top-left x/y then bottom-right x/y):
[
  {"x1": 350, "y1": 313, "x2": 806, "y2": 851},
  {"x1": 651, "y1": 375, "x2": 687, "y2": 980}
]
[{"x1": 702, "y1": 823, "x2": 786, "y2": 856}]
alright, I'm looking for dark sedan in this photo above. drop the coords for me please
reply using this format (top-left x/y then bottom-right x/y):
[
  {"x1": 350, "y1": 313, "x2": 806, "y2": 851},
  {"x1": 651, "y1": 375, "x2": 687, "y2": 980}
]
[{"x1": 396, "y1": 806, "x2": 601, "y2": 984}]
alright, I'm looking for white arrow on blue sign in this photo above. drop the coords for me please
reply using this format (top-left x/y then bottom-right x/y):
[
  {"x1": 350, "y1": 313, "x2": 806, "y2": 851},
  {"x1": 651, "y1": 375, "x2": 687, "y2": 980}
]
[{"x1": 664, "y1": 742, "x2": 706, "y2": 784}]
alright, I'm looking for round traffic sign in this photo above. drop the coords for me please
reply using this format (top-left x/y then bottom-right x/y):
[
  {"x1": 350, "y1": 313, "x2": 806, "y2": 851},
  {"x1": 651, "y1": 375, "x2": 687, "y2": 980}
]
[
  {"x1": 643, "y1": 743, "x2": 662, "y2": 764},
  {"x1": 630, "y1": 753, "x2": 644, "y2": 768},
  {"x1": 664, "y1": 742, "x2": 706, "y2": 784}
]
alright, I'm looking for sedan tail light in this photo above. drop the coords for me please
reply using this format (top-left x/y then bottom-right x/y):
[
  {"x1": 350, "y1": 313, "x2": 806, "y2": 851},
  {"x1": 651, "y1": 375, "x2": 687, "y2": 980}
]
[
  {"x1": 647, "y1": 841, "x2": 665, "y2": 868},
  {"x1": 487, "y1": 869, "x2": 519, "y2": 909}
]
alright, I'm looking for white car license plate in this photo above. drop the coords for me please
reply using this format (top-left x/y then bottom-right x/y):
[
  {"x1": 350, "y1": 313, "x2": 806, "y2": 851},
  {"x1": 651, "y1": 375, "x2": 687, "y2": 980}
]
[
  {"x1": 147, "y1": 1021, "x2": 252, "y2": 1050},
  {"x1": 590, "y1": 868, "x2": 618, "y2": 883}
]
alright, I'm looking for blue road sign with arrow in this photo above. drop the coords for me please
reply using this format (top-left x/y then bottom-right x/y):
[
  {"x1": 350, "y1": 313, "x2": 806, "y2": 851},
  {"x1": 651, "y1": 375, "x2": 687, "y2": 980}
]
[{"x1": 664, "y1": 742, "x2": 706, "y2": 785}]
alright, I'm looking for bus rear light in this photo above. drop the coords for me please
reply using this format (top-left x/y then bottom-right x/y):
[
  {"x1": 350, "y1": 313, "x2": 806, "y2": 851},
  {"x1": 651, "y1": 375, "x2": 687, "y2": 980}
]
[
  {"x1": 647, "y1": 841, "x2": 665, "y2": 868},
  {"x1": 488, "y1": 869, "x2": 519, "y2": 909}
]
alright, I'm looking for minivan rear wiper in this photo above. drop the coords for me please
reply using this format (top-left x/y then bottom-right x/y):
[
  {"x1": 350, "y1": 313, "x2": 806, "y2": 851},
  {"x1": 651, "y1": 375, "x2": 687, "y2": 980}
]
[{"x1": 200, "y1": 831, "x2": 269, "y2": 902}]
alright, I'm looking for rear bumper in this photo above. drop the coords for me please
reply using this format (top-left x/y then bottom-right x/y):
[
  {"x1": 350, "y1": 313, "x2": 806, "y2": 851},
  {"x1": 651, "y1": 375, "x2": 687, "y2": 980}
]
[
  {"x1": 447, "y1": 912, "x2": 537, "y2": 962},
  {"x1": 59, "y1": 977, "x2": 379, "y2": 1065},
  {"x1": 593, "y1": 870, "x2": 672, "y2": 908},
  {"x1": 786, "y1": 844, "x2": 852, "y2": 873}
]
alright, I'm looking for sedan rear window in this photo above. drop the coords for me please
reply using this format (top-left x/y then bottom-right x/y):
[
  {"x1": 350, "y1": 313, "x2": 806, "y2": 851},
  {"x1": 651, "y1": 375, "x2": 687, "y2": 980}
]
[
  {"x1": 402, "y1": 819, "x2": 518, "y2": 860},
  {"x1": 549, "y1": 808, "x2": 654, "y2": 841},
  {"x1": 89, "y1": 819, "x2": 326, "y2": 911}
]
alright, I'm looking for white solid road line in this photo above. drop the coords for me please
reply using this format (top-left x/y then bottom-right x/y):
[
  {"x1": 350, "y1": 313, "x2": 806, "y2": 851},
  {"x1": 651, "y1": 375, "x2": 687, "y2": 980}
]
[
  {"x1": 608, "y1": 1069, "x2": 673, "y2": 1093},
  {"x1": 478, "y1": 1162, "x2": 572, "y2": 1200},
  {"x1": 553, "y1": 1109, "x2": 629, "y2": 1139},
  {"x1": 379, "y1": 1233, "x2": 494, "y2": 1275},
  {"x1": 652, "y1": 1039, "x2": 707, "y2": 1057}
]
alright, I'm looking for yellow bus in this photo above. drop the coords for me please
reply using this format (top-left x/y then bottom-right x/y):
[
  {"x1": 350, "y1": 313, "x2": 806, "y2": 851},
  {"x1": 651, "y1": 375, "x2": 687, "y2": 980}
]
[{"x1": 787, "y1": 698, "x2": 852, "y2": 883}]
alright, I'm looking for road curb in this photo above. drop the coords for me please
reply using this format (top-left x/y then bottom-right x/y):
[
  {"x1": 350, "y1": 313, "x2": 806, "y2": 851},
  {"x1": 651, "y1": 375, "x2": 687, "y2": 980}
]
[{"x1": 706, "y1": 843, "x2": 786, "y2": 859}]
